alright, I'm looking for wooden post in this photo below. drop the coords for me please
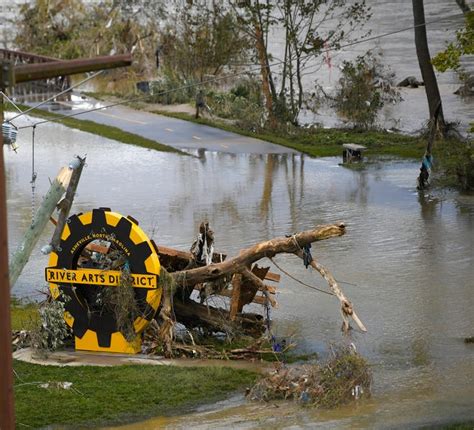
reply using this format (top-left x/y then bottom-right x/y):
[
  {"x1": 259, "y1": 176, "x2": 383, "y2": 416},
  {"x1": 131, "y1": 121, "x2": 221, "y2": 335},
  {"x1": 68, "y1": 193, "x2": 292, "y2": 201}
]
[
  {"x1": 0, "y1": 52, "x2": 132, "y2": 430},
  {"x1": 0, "y1": 86, "x2": 15, "y2": 430},
  {"x1": 50, "y1": 156, "x2": 85, "y2": 250},
  {"x1": 9, "y1": 164, "x2": 73, "y2": 287},
  {"x1": 229, "y1": 274, "x2": 242, "y2": 321}
]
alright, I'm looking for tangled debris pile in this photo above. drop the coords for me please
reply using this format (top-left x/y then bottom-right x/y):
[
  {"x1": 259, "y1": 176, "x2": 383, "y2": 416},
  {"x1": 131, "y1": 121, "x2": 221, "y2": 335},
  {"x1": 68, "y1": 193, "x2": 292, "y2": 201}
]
[{"x1": 247, "y1": 346, "x2": 372, "y2": 407}]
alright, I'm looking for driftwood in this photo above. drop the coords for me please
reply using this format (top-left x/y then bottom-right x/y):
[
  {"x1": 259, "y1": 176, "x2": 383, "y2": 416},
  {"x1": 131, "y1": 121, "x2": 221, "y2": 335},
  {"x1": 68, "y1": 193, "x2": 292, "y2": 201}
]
[
  {"x1": 153, "y1": 222, "x2": 365, "y2": 355},
  {"x1": 171, "y1": 223, "x2": 346, "y2": 287}
]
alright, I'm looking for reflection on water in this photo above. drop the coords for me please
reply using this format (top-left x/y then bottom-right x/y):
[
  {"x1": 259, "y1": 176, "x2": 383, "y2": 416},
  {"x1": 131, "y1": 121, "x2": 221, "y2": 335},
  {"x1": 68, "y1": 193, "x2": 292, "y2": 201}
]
[{"x1": 4, "y1": 120, "x2": 474, "y2": 428}]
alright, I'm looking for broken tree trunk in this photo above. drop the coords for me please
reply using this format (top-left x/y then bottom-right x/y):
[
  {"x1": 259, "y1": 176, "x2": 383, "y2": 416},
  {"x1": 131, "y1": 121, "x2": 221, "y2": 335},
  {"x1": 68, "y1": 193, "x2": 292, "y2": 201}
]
[{"x1": 50, "y1": 156, "x2": 85, "y2": 250}]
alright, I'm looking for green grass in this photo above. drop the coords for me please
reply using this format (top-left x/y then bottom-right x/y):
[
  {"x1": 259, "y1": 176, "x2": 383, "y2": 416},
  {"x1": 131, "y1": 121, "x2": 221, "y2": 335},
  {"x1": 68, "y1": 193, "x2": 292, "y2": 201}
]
[
  {"x1": 14, "y1": 360, "x2": 258, "y2": 428},
  {"x1": 11, "y1": 299, "x2": 39, "y2": 331},
  {"x1": 5, "y1": 103, "x2": 184, "y2": 155},
  {"x1": 149, "y1": 109, "x2": 426, "y2": 158}
]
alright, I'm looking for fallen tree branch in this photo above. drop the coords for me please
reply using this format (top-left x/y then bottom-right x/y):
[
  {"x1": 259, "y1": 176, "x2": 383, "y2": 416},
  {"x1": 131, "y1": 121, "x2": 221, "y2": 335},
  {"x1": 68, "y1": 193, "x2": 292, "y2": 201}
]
[
  {"x1": 294, "y1": 251, "x2": 366, "y2": 333},
  {"x1": 171, "y1": 223, "x2": 346, "y2": 287}
]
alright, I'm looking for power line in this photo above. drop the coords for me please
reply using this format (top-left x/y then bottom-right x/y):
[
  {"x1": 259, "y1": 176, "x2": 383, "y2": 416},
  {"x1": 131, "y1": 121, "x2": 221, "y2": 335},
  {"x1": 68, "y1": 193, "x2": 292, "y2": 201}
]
[{"x1": 14, "y1": 12, "x2": 463, "y2": 131}]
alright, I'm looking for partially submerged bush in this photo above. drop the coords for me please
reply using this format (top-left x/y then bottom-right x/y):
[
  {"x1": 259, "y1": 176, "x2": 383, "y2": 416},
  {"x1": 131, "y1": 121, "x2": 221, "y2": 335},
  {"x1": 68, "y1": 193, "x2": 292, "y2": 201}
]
[
  {"x1": 333, "y1": 51, "x2": 401, "y2": 129},
  {"x1": 434, "y1": 139, "x2": 474, "y2": 190},
  {"x1": 248, "y1": 346, "x2": 371, "y2": 407}
]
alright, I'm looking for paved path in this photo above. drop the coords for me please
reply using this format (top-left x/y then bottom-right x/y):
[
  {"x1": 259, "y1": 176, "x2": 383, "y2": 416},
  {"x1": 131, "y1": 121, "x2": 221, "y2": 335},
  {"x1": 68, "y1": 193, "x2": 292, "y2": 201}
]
[{"x1": 45, "y1": 98, "x2": 298, "y2": 154}]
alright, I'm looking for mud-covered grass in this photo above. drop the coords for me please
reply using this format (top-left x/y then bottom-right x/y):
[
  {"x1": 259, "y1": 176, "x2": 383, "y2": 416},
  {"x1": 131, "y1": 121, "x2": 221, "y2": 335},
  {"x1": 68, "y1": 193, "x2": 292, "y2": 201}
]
[
  {"x1": 13, "y1": 360, "x2": 258, "y2": 428},
  {"x1": 5, "y1": 103, "x2": 183, "y2": 155},
  {"x1": 248, "y1": 346, "x2": 372, "y2": 408}
]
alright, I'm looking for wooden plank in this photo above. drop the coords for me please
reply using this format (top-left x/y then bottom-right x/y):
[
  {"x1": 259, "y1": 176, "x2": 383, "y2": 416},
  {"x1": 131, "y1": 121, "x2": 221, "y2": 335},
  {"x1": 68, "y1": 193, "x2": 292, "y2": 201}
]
[
  {"x1": 342, "y1": 143, "x2": 367, "y2": 151},
  {"x1": 253, "y1": 294, "x2": 278, "y2": 308},
  {"x1": 157, "y1": 245, "x2": 192, "y2": 260},
  {"x1": 265, "y1": 271, "x2": 281, "y2": 283}
]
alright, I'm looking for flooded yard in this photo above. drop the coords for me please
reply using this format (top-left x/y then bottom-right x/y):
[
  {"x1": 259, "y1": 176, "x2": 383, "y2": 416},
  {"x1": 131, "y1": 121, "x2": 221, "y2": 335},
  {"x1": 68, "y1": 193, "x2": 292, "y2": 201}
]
[{"x1": 5, "y1": 119, "x2": 474, "y2": 428}]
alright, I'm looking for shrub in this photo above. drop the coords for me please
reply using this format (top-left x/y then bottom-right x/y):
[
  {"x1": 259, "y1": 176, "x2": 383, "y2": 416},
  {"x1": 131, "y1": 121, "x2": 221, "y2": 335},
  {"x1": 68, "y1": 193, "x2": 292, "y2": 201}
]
[
  {"x1": 333, "y1": 51, "x2": 401, "y2": 129},
  {"x1": 149, "y1": 70, "x2": 196, "y2": 105}
]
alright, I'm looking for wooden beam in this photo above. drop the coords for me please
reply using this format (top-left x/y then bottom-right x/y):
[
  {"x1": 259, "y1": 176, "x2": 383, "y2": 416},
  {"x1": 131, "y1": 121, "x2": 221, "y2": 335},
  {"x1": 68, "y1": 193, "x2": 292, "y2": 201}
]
[
  {"x1": 265, "y1": 271, "x2": 281, "y2": 282},
  {"x1": 229, "y1": 274, "x2": 242, "y2": 321},
  {"x1": 14, "y1": 54, "x2": 132, "y2": 83},
  {"x1": 9, "y1": 164, "x2": 73, "y2": 287}
]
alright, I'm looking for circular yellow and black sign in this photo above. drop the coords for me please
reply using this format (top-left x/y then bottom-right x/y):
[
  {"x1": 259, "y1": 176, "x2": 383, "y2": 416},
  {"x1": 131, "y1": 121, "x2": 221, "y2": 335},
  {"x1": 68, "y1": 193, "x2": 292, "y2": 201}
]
[{"x1": 46, "y1": 208, "x2": 161, "y2": 353}]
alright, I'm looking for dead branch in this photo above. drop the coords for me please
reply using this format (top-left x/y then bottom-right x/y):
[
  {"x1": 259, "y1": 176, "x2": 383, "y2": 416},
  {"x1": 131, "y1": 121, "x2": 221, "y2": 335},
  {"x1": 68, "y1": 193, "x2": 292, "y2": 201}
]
[
  {"x1": 171, "y1": 223, "x2": 346, "y2": 287},
  {"x1": 294, "y1": 251, "x2": 366, "y2": 332}
]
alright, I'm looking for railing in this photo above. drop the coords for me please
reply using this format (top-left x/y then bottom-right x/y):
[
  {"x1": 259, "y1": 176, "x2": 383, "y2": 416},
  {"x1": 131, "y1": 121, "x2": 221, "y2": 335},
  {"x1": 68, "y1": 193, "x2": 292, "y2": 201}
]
[{"x1": 0, "y1": 48, "x2": 71, "y2": 101}]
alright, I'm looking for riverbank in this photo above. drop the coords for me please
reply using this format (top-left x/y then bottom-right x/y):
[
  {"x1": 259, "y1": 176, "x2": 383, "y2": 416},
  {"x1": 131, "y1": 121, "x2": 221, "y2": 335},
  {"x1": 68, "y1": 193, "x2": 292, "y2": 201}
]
[
  {"x1": 83, "y1": 93, "x2": 473, "y2": 190},
  {"x1": 11, "y1": 302, "x2": 258, "y2": 428}
]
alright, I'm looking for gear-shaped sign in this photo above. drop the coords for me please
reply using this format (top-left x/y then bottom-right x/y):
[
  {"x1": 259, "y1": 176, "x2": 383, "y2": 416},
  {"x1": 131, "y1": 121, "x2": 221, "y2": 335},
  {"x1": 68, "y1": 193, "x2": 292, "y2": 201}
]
[{"x1": 46, "y1": 208, "x2": 161, "y2": 353}]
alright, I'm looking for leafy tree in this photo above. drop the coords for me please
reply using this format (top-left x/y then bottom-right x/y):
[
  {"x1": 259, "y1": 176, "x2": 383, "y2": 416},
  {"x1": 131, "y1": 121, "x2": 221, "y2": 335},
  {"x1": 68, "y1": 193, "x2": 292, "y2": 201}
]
[
  {"x1": 158, "y1": 3, "x2": 251, "y2": 83},
  {"x1": 432, "y1": 11, "x2": 474, "y2": 74},
  {"x1": 333, "y1": 52, "x2": 401, "y2": 129},
  {"x1": 230, "y1": 0, "x2": 372, "y2": 125}
]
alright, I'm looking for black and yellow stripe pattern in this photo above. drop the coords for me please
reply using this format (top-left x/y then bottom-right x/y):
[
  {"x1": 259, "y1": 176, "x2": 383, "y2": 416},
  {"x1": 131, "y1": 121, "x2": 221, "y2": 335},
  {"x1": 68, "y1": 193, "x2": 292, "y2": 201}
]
[{"x1": 47, "y1": 208, "x2": 161, "y2": 353}]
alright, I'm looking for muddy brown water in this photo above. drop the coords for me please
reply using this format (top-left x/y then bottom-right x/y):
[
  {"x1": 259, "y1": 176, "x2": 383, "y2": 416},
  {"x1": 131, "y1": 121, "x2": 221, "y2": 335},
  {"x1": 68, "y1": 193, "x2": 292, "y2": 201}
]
[{"x1": 4, "y1": 118, "x2": 474, "y2": 428}]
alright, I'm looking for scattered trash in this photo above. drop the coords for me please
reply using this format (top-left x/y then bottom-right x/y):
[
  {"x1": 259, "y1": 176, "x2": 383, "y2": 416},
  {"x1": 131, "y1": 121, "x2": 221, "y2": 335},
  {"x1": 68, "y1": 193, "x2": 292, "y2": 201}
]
[{"x1": 39, "y1": 381, "x2": 73, "y2": 390}]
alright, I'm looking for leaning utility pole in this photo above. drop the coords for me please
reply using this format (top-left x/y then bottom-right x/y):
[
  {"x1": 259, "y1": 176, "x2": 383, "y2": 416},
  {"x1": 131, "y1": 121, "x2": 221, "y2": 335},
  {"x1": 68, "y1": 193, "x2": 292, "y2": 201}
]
[{"x1": 0, "y1": 53, "x2": 131, "y2": 430}]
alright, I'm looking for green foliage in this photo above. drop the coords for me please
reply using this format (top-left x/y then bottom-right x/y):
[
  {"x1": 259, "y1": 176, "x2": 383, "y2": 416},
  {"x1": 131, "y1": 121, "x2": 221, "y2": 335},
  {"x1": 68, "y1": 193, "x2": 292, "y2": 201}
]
[
  {"x1": 159, "y1": 3, "x2": 251, "y2": 82},
  {"x1": 149, "y1": 71, "x2": 197, "y2": 104},
  {"x1": 14, "y1": 360, "x2": 258, "y2": 428},
  {"x1": 14, "y1": 0, "x2": 162, "y2": 77},
  {"x1": 432, "y1": 12, "x2": 474, "y2": 73},
  {"x1": 11, "y1": 300, "x2": 39, "y2": 332},
  {"x1": 333, "y1": 51, "x2": 401, "y2": 129},
  {"x1": 30, "y1": 297, "x2": 72, "y2": 353},
  {"x1": 434, "y1": 139, "x2": 474, "y2": 190},
  {"x1": 206, "y1": 79, "x2": 265, "y2": 131},
  {"x1": 233, "y1": 0, "x2": 372, "y2": 123}
]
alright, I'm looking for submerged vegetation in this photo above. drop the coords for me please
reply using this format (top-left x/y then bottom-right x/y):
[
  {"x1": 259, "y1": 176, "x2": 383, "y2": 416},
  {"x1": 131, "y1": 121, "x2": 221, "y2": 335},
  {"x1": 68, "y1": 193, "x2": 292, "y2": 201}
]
[{"x1": 248, "y1": 346, "x2": 372, "y2": 407}]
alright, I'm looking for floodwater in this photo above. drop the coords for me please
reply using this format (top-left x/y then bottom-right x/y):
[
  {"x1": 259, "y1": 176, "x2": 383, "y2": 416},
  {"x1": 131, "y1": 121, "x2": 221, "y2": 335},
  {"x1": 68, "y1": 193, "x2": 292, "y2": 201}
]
[{"x1": 5, "y1": 119, "x2": 474, "y2": 428}]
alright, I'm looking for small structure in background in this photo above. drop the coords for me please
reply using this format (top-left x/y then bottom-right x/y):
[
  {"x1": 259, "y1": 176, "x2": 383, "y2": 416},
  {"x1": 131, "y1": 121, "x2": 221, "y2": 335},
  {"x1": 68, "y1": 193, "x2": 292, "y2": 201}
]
[{"x1": 342, "y1": 143, "x2": 367, "y2": 163}]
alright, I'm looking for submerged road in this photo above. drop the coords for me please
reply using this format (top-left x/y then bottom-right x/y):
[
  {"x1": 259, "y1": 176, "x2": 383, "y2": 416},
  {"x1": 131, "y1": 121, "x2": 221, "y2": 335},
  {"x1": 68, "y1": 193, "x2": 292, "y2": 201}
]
[{"x1": 43, "y1": 98, "x2": 298, "y2": 155}]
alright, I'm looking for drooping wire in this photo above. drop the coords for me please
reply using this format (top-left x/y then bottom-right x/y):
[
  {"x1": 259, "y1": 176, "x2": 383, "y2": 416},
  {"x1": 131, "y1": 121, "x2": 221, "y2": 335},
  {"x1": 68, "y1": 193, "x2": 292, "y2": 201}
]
[
  {"x1": 30, "y1": 125, "x2": 37, "y2": 221},
  {"x1": 8, "y1": 70, "x2": 104, "y2": 122},
  {"x1": 269, "y1": 256, "x2": 335, "y2": 296},
  {"x1": 14, "y1": 12, "x2": 464, "y2": 131}
]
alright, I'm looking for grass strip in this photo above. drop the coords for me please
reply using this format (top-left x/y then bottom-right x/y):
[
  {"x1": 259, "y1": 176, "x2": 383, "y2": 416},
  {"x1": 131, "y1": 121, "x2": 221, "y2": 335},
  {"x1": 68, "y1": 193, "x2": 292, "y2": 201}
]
[
  {"x1": 5, "y1": 103, "x2": 184, "y2": 155},
  {"x1": 146, "y1": 109, "x2": 426, "y2": 159},
  {"x1": 14, "y1": 359, "x2": 257, "y2": 428}
]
